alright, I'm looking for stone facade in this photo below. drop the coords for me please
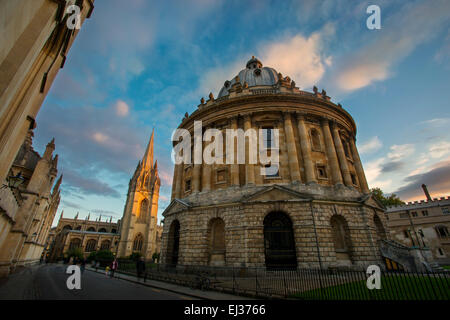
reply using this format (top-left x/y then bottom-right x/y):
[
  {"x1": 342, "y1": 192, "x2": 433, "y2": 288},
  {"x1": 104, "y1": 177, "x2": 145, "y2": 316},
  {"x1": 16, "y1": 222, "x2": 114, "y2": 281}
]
[
  {"x1": 161, "y1": 57, "x2": 388, "y2": 270},
  {"x1": 117, "y1": 131, "x2": 163, "y2": 260},
  {"x1": 0, "y1": 131, "x2": 61, "y2": 276},
  {"x1": 48, "y1": 213, "x2": 121, "y2": 260},
  {"x1": 386, "y1": 195, "x2": 450, "y2": 266},
  {"x1": 0, "y1": 0, "x2": 93, "y2": 277}
]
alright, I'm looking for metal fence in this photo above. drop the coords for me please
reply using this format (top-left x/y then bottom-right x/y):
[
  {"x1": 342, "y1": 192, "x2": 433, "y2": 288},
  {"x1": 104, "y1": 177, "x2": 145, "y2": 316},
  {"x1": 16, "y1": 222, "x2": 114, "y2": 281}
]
[{"x1": 109, "y1": 261, "x2": 449, "y2": 300}]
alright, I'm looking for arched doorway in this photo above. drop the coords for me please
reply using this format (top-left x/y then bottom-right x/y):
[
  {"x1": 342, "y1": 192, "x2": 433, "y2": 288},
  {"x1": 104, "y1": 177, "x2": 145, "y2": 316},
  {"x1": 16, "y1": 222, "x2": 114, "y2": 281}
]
[
  {"x1": 167, "y1": 220, "x2": 180, "y2": 266},
  {"x1": 263, "y1": 211, "x2": 297, "y2": 270},
  {"x1": 208, "y1": 218, "x2": 225, "y2": 266}
]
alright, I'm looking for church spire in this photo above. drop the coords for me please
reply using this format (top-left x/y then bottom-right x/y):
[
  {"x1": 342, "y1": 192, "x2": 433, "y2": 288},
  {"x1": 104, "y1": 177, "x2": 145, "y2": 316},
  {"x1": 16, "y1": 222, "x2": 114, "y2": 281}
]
[{"x1": 141, "y1": 129, "x2": 154, "y2": 171}]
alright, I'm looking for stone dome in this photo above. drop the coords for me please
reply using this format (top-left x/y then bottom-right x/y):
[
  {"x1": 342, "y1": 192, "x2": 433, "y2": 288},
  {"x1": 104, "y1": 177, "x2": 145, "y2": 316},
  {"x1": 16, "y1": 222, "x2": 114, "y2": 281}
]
[{"x1": 217, "y1": 56, "x2": 280, "y2": 98}]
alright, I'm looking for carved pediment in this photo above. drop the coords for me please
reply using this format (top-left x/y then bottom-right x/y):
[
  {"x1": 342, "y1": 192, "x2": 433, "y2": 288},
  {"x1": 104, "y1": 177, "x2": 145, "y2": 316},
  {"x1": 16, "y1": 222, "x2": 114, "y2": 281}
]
[
  {"x1": 162, "y1": 198, "x2": 191, "y2": 216},
  {"x1": 242, "y1": 185, "x2": 312, "y2": 203}
]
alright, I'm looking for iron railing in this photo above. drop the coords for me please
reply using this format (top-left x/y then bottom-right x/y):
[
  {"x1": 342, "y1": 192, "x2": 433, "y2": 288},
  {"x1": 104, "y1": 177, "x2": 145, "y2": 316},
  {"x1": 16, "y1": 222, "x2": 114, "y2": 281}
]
[{"x1": 108, "y1": 261, "x2": 449, "y2": 300}]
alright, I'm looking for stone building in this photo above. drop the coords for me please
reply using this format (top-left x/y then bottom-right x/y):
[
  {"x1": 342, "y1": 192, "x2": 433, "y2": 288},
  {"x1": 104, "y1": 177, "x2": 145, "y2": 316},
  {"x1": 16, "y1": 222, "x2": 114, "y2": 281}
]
[
  {"x1": 161, "y1": 57, "x2": 389, "y2": 270},
  {"x1": 0, "y1": 0, "x2": 93, "y2": 277},
  {"x1": 117, "y1": 131, "x2": 163, "y2": 260},
  {"x1": 48, "y1": 212, "x2": 121, "y2": 261},
  {"x1": 386, "y1": 185, "x2": 450, "y2": 267},
  {"x1": 0, "y1": 130, "x2": 61, "y2": 276}
]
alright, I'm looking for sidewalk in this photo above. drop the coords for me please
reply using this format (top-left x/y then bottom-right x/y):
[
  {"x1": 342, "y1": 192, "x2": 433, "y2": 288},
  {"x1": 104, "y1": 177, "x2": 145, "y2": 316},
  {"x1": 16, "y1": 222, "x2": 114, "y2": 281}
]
[{"x1": 87, "y1": 266, "x2": 253, "y2": 300}]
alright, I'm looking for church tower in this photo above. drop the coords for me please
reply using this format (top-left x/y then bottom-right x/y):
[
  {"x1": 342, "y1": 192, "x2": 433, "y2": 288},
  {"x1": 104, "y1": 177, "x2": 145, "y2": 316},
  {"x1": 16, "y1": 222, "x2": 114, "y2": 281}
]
[{"x1": 117, "y1": 130, "x2": 161, "y2": 259}]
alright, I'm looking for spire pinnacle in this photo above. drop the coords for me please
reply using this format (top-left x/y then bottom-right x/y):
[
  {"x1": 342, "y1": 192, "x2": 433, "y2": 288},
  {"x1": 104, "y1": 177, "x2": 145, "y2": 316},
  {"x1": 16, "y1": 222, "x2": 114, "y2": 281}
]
[{"x1": 142, "y1": 129, "x2": 154, "y2": 171}]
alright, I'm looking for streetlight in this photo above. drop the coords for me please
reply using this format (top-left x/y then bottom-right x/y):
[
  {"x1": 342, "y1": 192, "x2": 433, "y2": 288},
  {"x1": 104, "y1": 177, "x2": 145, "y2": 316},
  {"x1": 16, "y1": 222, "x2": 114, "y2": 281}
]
[{"x1": 1, "y1": 172, "x2": 25, "y2": 190}]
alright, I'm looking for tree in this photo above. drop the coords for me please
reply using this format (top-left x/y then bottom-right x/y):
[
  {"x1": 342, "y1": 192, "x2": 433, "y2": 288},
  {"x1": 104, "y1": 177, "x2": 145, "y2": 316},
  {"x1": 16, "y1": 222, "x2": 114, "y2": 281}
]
[
  {"x1": 65, "y1": 247, "x2": 83, "y2": 261},
  {"x1": 371, "y1": 187, "x2": 405, "y2": 207}
]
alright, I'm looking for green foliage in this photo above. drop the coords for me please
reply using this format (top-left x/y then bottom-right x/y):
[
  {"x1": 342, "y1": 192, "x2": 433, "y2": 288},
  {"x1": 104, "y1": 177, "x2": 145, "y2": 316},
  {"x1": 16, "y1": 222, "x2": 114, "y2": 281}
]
[
  {"x1": 129, "y1": 252, "x2": 142, "y2": 261},
  {"x1": 96, "y1": 250, "x2": 115, "y2": 262},
  {"x1": 152, "y1": 252, "x2": 160, "y2": 262},
  {"x1": 65, "y1": 247, "x2": 83, "y2": 260},
  {"x1": 371, "y1": 187, "x2": 405, "y2": 207},
  {"x1": 87, "y1": 251, "x2": 97, "y2": 262}
]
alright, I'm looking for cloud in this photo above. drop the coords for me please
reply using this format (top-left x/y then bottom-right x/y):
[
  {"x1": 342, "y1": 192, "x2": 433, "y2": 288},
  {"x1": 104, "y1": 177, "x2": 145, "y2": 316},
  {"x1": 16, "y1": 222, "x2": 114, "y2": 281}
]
[
  {"x1": 358, "y1": 136, "x2": 382, "y2": 154},
  {"x1": 421, "y1": 118, "x2": 450, "y2": 128},
  {"x1": 62, "y1": 200, "x2": 85, "y2": 210},
  {"x1": 381, "y1": 161, "x2": 405, "y2": 173},
  {"x1": 261, "y1": 24, "x2": 335, "y2": 89},
  {"x1": 387, "y1": 144, "x2": 415, "y2": 161},
  {"x1": 63, "y1": 170, "x2": 121, "y2": 198},
  {"x1": 334, "y1": 0, "x2": 450, "y2": 92},
  {"x1": 114, "y1": 100, "x2": 130, "y2": 117},
  {"x1": 395, "y1": 159, "x2": 450, "y2": 201},
  {"x1": 428, "y1": 141, "x2": 450, "y2": 159}
]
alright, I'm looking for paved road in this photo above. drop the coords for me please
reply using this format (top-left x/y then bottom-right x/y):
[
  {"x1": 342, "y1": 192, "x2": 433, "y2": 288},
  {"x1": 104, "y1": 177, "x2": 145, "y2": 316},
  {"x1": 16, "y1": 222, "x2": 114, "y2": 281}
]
[{"x1": 0, "y1": 264, "x2": 197, "y2": 300}]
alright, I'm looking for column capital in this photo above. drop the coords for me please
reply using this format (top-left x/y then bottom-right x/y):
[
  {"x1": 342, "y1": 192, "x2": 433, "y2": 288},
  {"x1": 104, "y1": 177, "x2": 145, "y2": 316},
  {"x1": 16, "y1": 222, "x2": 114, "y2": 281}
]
[{"x1": 295, "y1": 111, "x2": 308, "y2": 120}]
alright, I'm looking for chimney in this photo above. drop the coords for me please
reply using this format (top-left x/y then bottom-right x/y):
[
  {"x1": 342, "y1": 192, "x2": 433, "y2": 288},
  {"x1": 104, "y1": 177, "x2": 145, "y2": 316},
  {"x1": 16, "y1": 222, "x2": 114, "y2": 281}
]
[{"x1": 422, "y1": 184, "x2": 432, "y2": 201}]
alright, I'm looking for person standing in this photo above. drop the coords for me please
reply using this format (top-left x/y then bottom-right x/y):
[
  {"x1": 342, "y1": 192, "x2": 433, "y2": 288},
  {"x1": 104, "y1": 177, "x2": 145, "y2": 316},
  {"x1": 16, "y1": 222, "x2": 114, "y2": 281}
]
[
  {"x1": 136, "y1": 257, "x2": 146, "y2": 281},
  {"x1": 110, "y1": 259, "x2": 118, "y2": 278}
]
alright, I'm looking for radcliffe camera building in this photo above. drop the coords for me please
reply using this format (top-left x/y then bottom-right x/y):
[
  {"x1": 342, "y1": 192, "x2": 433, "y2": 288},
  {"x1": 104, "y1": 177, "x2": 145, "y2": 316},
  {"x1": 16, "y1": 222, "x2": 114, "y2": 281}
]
[{"x1": 161, "y1": 57, "x2": 389, "y2": 270}]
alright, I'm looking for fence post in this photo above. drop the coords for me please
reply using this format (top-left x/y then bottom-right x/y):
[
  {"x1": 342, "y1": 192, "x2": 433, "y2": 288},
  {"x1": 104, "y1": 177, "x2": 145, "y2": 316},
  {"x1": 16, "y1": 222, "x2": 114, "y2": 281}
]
[{"x1": 283, "y1": 270, "x2": 288, "y2": 298}]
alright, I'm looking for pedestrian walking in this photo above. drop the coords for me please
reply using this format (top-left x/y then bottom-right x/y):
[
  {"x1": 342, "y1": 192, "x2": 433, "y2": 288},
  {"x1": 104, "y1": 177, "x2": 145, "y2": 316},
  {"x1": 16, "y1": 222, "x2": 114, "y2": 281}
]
[
  {"x1": 80, "y1": 258, "x2": 86, "y2": 274},
  {"x1": 136, "y1": 256, "x2": 145, "y2": 281},
  {"x1": 110, "y1": 258, "x2": 118, "y2": 278}
]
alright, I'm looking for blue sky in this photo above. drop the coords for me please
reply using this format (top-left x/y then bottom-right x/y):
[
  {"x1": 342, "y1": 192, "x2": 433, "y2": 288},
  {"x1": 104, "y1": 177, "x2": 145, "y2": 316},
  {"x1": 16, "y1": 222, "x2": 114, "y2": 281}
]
[{"x1": 31, "y1": 0, "x2": 450, "y2": 225}]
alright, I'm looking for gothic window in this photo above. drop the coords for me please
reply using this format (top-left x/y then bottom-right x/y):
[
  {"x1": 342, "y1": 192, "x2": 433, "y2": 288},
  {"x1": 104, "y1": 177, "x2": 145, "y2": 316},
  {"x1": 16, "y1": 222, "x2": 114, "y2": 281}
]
[
  {"x1": 133, "y1": 233, "x2": 144, "y2": 252},
  {"x1": 87, "y1": 227, "x2": 96, "y2": 232},
  {"x1": 100, "y1": 240, "x2": 111, "y2": 250},
  {"x1": 310, "y1": 128, "x2": 321, "y2": 151},
  {"x1": 63, "y1": 225, "x2": 72, "y2": 231},
  {"x1": 330, "y1": 215, "x2": 352, "y2": 255},
  {"x1": 435, "y1": 225, "x2": 449, "y2": 238},
  {"x1": 139, "y1": 199, "x2": 149, "y2": 222},
  {"x1": 98, "y1": 228, "x2": 107, "y2": 233},
  {"x1": 69, "y1": 238, "x2": 81, "y2": 250},
  {"x1": 85, "y1": 239, "x2": 97, "y2": 252}
]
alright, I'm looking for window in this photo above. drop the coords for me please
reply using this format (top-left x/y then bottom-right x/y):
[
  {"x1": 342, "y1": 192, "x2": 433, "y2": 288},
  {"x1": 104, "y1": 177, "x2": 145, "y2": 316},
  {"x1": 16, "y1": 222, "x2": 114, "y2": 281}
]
[
  {"x1": 100, "y1": 240, "x2": 111, "y2": 250},
  {"x1": 442, "y1": 207, "x2": 450, "y2": 215},
  {"x1": 411, "y1": 211, "x2": 418, "y2": 217},
  {"x1": 422, "y1": 210, "x2": 428, "y2": 216},
  {"x1": 98, "y1": 228, "x2": 107, "y2": 233},
  {"x1": 342, "y1": 139, "x2": 351, "y2": 159},
  {"x1": 310, "y1": 128, "x2": 321, "y2": 151},
  {"x1": 262, "y1": 126, "x2": 274, "y2": 149},
  {"x1": 87, "y1": 227, "x2": 96, "y2": 232},
  {"x1": 400, "y1": 212, "x2": 409, "y2": 219},
  {"x1": 438, "y1": 248, "x2": 444, "y2": 256},
  {"x1": 216, "y1": 169, "x2": 227, "y2": 183},
  {"x1": 69, "y1": 238, "x2": 81, "y2": 250},
  {"x1": 350, "y1": 173, "x2": 357, "y2": 185},
  {"x1": 435, "y1": 225, "x2": 449, "y2": 238},
  {"x1": 85, "y1": 239, "x2": 97, "y2": 252},
  {"x1": 317, "y1": 165, "x2": 327, "y2": 179},
  {"x1": 139, "y1": 199, "x2": 149, "y2": 222},
  {"x1": 133, "y1": 233, "x2": 144, "y2": 252},
  {"x1": 403, "y1": 230, "x2": 409, "y2": 238},
  {"x1": 185, "y1": 179, "x2": 191, "y2": 192}
]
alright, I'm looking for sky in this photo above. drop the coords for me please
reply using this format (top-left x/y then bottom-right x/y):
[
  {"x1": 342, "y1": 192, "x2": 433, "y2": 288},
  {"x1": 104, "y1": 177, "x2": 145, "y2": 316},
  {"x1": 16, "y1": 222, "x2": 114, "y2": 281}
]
[{"x1": 31, "y1": 0, "x2": 450, "y2": 226}]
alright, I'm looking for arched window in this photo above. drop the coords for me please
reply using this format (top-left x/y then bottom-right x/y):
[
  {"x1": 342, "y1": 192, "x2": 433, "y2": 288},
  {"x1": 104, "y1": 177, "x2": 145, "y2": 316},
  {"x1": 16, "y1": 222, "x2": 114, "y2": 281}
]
[
  {"x1": 263, "y1": 211, "x2": 297, "y2": 269},
  {"x1": 139, "y1": 199, "x2": 149, "y2": 222},
  {"x1": 330, "y1": 215, "x2": 352, "y2": 262},
  {"x1": 87, "y1": 227, "x2": 96, "y2": 232},
  {"x1": 100, "y1": 240, "x2": 111, "y2": 250},
  {"x1": 133, "y1": 233, "x2": 144, "y2": 252},
  {"x1": 63, "y1": 225, "x2": 72, "y2": 231},
  {"x1": 208, "y1": 218, "x2": 225, "y2": 265},
  {"x1": 167, "y1": 220, "x2": 180, "y2": 265},
  {"x1": 111, "y1": 229, "x2": 117, "y2": 234},
  {"x1": 310, "y1": 128, "x2": 321, "y2": 151},
  {"x1": 85, "y1": 239, "x2": 97, "y2": 252},
  {"x1": 98, "y1": 228, "x2": 107, "y2": 233},
  {"x1": 69, "y1": 238, "x2": 81, "y2": 250},
  {"x1": 374, "y1": 214, "x2": 387, "y2": 241},
  {"x1": 75, "y1": 226, "x2": 81, "y2": 230},
  {"x1": 342, "y1": 139, "x2": 351, "y2": 158}
]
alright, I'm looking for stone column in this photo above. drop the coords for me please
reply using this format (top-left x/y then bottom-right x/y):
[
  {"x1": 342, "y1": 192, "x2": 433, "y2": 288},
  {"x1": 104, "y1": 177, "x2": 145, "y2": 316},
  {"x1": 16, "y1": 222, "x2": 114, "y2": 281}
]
[
  {"x1": 229, "y1": 117, "x2": 240, "y2": 186},
  {"x1": 192, "y1": 164, "x2": 201, "y2": 192},
  {"x1": 296, "y1": 113, "x2": 317, "y2": 184},
  {"x1": 283, "y1": 112, "x2": 301, "y2": 182},
  {"x1": 331, "y1": 123, "x2": 352, "y2": 186},
  {"x1": 321, "y1": 118, "x2": 343, "y2": 185},
  {"x1": 202, "y1": 135, "x2": 212, "y2": 191},
  {"x1": 173, "y1": 163, "x2": 183, "y2": 199},
  {"x1": 244, "y1": 114, "x2": 255, "y2": 185},
  {"x1": 349, "y1": 136, "x2": 370, "y2": 194}
]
